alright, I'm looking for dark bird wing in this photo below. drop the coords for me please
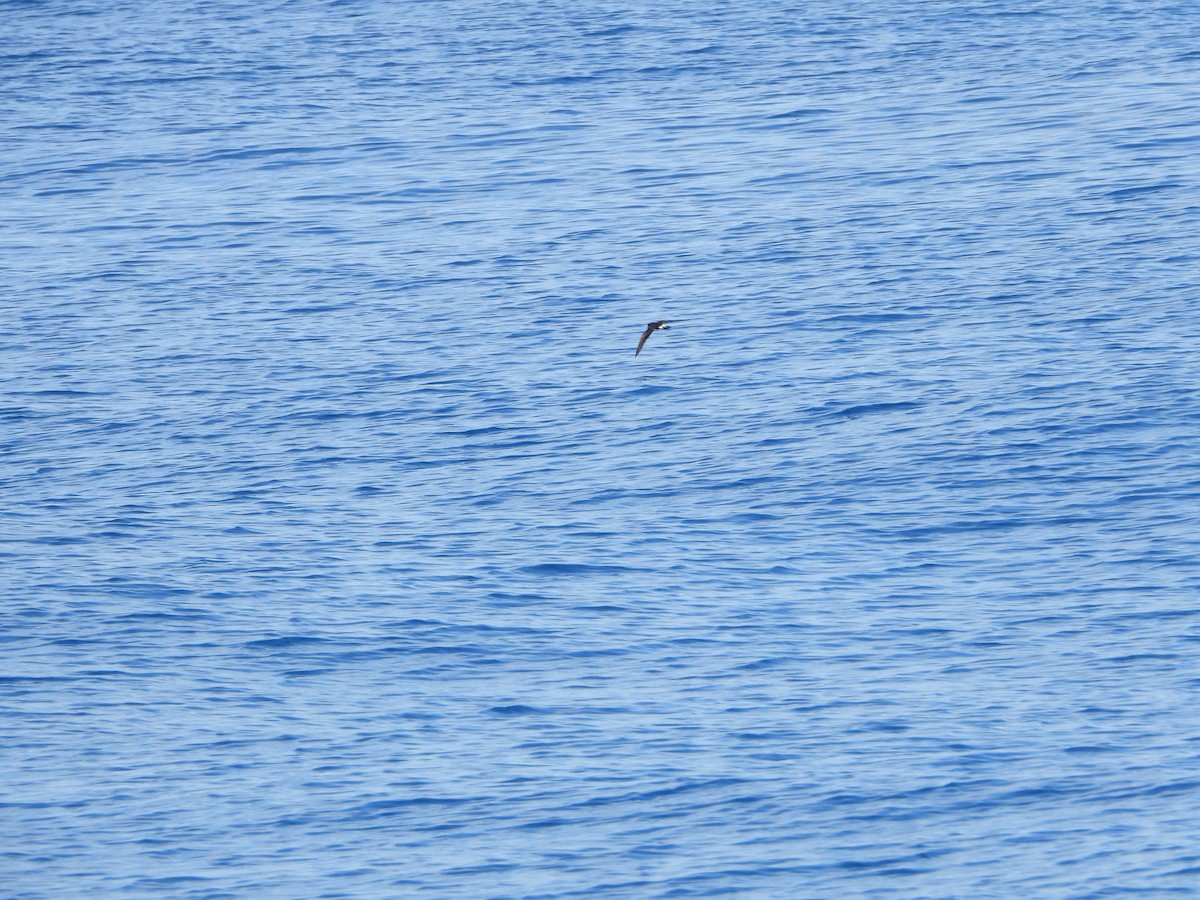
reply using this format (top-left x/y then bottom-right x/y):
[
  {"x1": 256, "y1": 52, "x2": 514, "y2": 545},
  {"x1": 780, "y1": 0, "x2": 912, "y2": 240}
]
[{"x1": 635, "y1": 325, "x2": 655, "y2": 356}]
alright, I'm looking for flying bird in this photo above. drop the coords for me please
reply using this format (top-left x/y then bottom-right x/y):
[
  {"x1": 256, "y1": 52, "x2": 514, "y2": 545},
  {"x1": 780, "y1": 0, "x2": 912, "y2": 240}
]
[{"x1": 635, "y1": 320, "x2": 678, "y2": 356}]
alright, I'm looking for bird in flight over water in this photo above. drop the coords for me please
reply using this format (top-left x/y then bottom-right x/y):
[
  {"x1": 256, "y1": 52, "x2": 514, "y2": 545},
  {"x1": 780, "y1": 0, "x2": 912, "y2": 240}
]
[{"x1": 635, "y1": 320, "x2": 678, "y2": 356}]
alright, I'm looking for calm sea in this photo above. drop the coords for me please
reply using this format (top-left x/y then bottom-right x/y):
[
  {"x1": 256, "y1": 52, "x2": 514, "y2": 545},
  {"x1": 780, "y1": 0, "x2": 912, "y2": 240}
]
[{"x1": 4, "y1": 1, "x2": 1200, "y2": 896}]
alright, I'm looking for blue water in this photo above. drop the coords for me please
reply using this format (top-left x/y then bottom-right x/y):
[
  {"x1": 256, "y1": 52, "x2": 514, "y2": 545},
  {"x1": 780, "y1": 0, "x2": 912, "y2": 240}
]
[{"x1": 4, "y1": 1, "x2": 1200, "y2": 896}]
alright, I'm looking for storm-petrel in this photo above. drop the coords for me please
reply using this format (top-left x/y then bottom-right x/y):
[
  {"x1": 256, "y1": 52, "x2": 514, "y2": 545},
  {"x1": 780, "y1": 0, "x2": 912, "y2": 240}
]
[{"x1": 635, "y1": 320, "x2": 677, "y2": 356}]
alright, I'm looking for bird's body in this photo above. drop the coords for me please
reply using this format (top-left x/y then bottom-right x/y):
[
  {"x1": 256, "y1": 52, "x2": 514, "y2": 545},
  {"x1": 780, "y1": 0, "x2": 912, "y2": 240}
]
[{"x1": 635, "y1": 320, "x2": 676, "y2": 356}]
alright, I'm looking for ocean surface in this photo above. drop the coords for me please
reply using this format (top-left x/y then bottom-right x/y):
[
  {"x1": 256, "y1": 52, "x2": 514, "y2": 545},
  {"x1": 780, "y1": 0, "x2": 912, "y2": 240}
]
[{"x1": 4, "y1": 1, "x2": 1200, "y2": 896}]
